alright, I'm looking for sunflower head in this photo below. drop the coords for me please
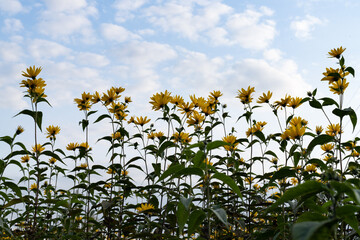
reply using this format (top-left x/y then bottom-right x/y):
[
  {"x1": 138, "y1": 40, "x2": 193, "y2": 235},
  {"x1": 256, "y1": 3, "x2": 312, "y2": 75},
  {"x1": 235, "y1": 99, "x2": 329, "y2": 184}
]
[
  {"x1": 328, "y1": 46, "x2": 346, "y2": 59},
  {"x1": 22, "y1": 66, "x2": 42, "y2": 79}
]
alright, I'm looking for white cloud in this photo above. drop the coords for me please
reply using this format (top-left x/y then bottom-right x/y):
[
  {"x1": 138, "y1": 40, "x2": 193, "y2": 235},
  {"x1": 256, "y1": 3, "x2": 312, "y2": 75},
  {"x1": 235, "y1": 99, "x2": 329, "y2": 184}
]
[
  {"x1": 109, "y1": 41, "x2": 177, "y2": 97},
  {"x1": 115, "y1": 41, "x2": 177, "y2": 67},
  {"x1": 38, "y1": 11, "x2": 95, "y2": 42},
  {"x1": 263, "y1": 48, "x2": 283, "y2": 62},
  {"x1": 224, "y1": 6, "x2": 276, "y2": 49},
  {"x1": 101, "y1": 23, "x2": 140, "y2": 43},
  {"x1": 28, "y1": 39, "x2": 71, "y2": 60},
  {"x1": 113, "y1": 0, "x2": 148, "y2": 22},
  {"x1": 229, "y1": 58, "x2": 312, "y2": 97},
  {"x1": 169, "y1": 49, "x2": 225, "y2": 94},
  {"x1": 145, "y1": 3, "x2": 275, "y2": 50},
  {"x1": 137, "y1": 28, "x2": 155, "y2": 36},
  {"x1": 76, "y1": 52, "x2": 110, "y2": 67},
  {"x1": 290, "y1": 15, "x2": 324, "y2": 39},
  {"x1": 0, "y1": 0, "x2": 23, "y2": 14},
  {"x1": 43, "y1": 61, "x2": 110, "y2": 106},
  {"x1": 37, "y1": 2, "x2": 97, "y2": 43},
  {"x1": 0, "y1": 41, "x2": 23, "y2": 62},
  {"x1": 2, "y1": 18, "x2": 23, "y2": 33},
  {"x1": 145, "y1": 0, "x2": 232, "y2": 40},
  {"x1": 0, "y1": 86, "x2": 27, "y2": 110},
  {"x1": 42, "y1": 0, "x2": 87, "y2": 12}
]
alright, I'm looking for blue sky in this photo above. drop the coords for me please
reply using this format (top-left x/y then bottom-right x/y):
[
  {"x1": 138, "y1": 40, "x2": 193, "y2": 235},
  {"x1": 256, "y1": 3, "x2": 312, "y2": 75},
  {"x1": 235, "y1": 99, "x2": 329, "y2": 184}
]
[{"x1": 2, "y1": 0, "x2": 360, "y2": 174}]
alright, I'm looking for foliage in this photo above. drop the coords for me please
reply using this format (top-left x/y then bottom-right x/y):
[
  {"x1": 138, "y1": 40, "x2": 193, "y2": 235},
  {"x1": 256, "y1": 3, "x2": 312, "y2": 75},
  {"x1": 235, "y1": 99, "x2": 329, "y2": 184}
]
[{"x1": 0, "y1": 48, "x2": 360, "y2": 239}]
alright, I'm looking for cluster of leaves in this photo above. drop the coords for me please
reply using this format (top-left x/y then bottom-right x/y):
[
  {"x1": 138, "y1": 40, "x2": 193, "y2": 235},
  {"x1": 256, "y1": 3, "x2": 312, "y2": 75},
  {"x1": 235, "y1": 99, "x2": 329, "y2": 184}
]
[{"x1": 1, "y1": 47, "x2": 360, "y2": 240}]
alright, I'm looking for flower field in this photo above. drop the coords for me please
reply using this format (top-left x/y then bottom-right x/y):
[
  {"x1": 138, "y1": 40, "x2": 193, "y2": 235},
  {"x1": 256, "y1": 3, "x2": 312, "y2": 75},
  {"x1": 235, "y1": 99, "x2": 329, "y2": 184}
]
[{"x1": 1, "y1": 47, "x2": 360, "y2": 239}]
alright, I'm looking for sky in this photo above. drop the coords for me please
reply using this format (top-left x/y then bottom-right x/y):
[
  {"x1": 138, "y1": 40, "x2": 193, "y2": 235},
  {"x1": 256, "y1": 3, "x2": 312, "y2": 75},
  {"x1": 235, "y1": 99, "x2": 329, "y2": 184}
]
[{"x1": 2, "y1": 0, "x2": 360, "y2": 180}]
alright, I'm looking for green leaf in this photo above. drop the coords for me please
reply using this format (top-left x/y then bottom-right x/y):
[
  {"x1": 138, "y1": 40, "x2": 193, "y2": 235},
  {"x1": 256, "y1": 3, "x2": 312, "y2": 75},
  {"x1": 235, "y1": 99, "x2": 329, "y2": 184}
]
[
  {"x1": 309, "y1": 99, "x2": 322, "y2": 109},
  {"x1": 14, "y1": 110, "x2": 43, "y2": 131},
  {"x1": 157, "y1": 164, "x2": 184, "y2": 182},
  {"x1": 332, "y1": 108, "x2": 357, "y2": 130},
  {"x1": 340, "y1": 56, "x2": 345, "y2": 67},
  {"x1": 0, "y1": 136, "x2": 13, "y2": 146},
  {"x1": 192, "y1": 150, "x2": 205, "y2": 167},
  {"x1": 270, "y1": 167, "x2": 296, "y2": 182},
  {"x1": 210, "y1": 207, "x2": 229, "y2": 227},
  {"x1": 3, "y1": 181, "x2": 22, "y2": 197},
  {"x1": 93, "y1": 114, "x2": 111, "y2": 124},
  {"x1": 188, "y1": 209, "x2": 206, "y2": 235},
  {"x1": 292, "y1": 219, "x2": 337, "y2": 240},
  {"x1": 206, "y1": 140, "x2": 227, "y2": 151},
  {"x1": 306, "y1": 134, "x2": 333, "y2": 154},
  {"x1": 157, "y1": 141, "x2": 177, "y2": 157},
  {"x1": 319, "y1": 97, "x2": 339, "y2": 108},
  {"x1": 268, "y1": 181, "x2": 327, "y2": 211},
  {"x1": 345, "y1": 66, "x2": 355, "y2": 77},
  {"x1": 80, "y1": 119, "x2": 89, "y2": 131},
  {"x1": 172, "y1": 167, "x2": 204, "y2": 179},
  {"x1": 180, "y1": 195, "x2": 193, "y2": 211},
  {"x1": 212, "y1": 172, "x2": 242, "y2": 198},
  {"x1": 296, "y1": 212, "x2": 327, "y2": 223},
  {"x1": 177, "y1": 200, "x2": 189, "y2": 234}
]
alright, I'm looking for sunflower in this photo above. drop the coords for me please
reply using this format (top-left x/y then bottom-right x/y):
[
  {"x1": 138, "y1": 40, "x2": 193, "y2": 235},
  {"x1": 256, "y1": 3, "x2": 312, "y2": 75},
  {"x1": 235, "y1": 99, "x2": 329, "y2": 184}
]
[
  {"x1": 32, "y1": 144, "x2": 45, "y2": 154},
  {"x1": 236, "y1": 86, "x2": 255, "y2": 104},
  {"x1": 149, "y1": 90, "x2": 172, "y2": 111},
  {"x1": 21, "y1": 155, "x2": 30, "y2": 163},
  {"x1": 208, "y1": 90, "x2": 223, "y2": 103},
  {"x1": 134, "y1": 116, "x2": 151, "y2": 126},
  {"x1": 155, "y1": 132, "x2": 164, "y2": 139},
  {"x1": 46, "y1": 125, "x2": 61, "y2": 139},
  {"x1": 246, "y1": 122, "x2": 266, "y2": 137},
  {"x1": 200, "y1": 101, "x2": 216, "y2": 115},
  {"x1": 178, "y1": 102, "x2": 194, "y2": 116},
  {"x1": 289, "y1": 117, "x2": 307, "y2": 127},
  {"x1": 290, "y1": 178, "x2": 298, "y2": 186},
  {"x1": 305, "y1": 164, "x2": 317, "y2": 173},
  {"x1": 325, "y1": 123, "x2": 342, "y2": 136},
  {"x1": 287, "y1": 124, "x2": 306, "y2": 140},
  {"x1": 136, "y1": 203, "x2": 155, "y2": 213},
  {"x1": 66, "y1": 142, "x2": 79, "y2": 151},
  {"x1": 328, "y1": 46, "x2": 346, "y2": 59},
  {"x1": 30, "y1": 183, "x2": 38, "y2": 190},
  {"x1": 80, "y1": 163, "x2": 88, "y2": 168},
  {"x1": 22, "y1": 66, "x2": 42, "y2": 79},
  {"x1": 109, "y1": 102, "x2": 126, "y2": 114},
  {"x1": 329, "y1": 79, "x2": 349, "y2": 95},
  {"x1": 173, "y1": 132, "x2": 192, "y2": 144},
  {"x1": 187, "y1": 111, "x2": 205, "y2": 127},
  {"x1": 80, "y1": 142, "x2": 89, "y2": 149},
  {"x1": 74, "y1": 92, "x2": 92, "y2": 111},
  {"x1": 274, "y1": 94, "x2": 291, "y2": 109},
  {"x1": 321, "y1": 67, "x2": 348, "y2": 84},
  {"x1": 170, "y1": 95, "x2": 184, "y2": 106},
  {"x1": 101, "y1": 88, "x2": 120, "y2": 106},
  {"x1": 111, "y1": 86, "x2": 125, "y2": 95},
  {"x1": 287, "y1": 97, "x2": 303, "y2": 109},
  {"x1": 147, "y1": 132, "x2": 156, "y2": 140},
  {"x1": 91, "y1": 91, "x2": 101, "y2": 104},
  {"x1": 124, "y1": 96, "x2": 132, "y2": 103},
  {"x1": 49, "y1": 157, "x2": 57, "y2": 164},
  {"x1": 315, "y1": 126, "x2": 323, "y2": 135},
  {"x1": 112, "y1": 132, "x2": 122, "y2": 140},
  {"x1": 321, "y1": 143, "x2": 334, "y2": 152},
  {"x1": 16, "y1": 126, "x2": 24, "y2": 135},
  {"x1": 222, "y1": 135, "x2": 238, "y2": 151},
  {"x1": 257, "y1": 91, "x2": 273, "y2": 104}
]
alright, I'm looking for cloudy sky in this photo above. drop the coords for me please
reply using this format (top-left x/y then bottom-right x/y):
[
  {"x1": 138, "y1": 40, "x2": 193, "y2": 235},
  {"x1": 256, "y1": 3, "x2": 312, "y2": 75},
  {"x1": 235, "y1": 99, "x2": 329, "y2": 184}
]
[{"x1": 2, "y1": 0, "x2": 360, "y2": 168}]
